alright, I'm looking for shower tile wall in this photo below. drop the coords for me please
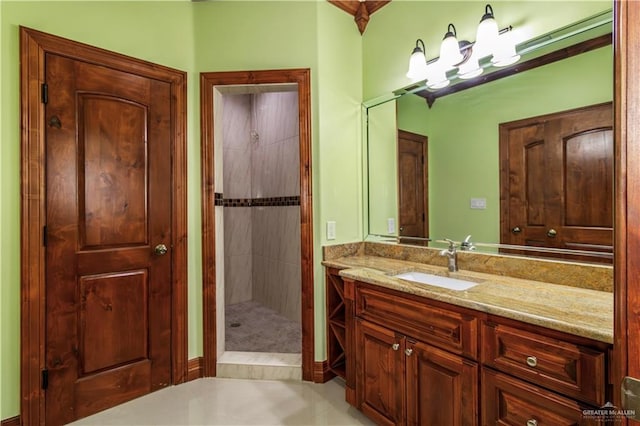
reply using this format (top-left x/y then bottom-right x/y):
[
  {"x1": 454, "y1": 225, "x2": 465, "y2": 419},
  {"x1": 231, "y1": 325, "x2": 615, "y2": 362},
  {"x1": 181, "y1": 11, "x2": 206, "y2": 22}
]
[
  {"x1": 252, "y1": 92, "x2": 301, "y2": 323},
  {"x1": 222, "y1": 91, "x2": 301, "y2": 323},
  {"x1": 223, "y1": 95, "x2": 252, "y2": 305}
]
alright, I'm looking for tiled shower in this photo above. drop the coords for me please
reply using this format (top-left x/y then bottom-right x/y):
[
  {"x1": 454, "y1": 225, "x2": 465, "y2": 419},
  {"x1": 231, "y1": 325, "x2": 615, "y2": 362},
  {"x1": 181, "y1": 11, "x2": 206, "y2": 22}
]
[{"x1": 216, "y1": 88, "x2": 302, "y2": 361}]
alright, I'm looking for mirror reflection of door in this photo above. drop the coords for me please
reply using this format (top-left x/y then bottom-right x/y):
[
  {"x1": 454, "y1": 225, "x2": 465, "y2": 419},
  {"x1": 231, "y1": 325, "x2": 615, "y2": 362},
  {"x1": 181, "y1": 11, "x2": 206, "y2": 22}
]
[
  {"x1": 397, "y1": 130, "x2": 428, "y2": 243},
  {"x1": 500, "y1": 102, "x2": 613, "y2": 263}
]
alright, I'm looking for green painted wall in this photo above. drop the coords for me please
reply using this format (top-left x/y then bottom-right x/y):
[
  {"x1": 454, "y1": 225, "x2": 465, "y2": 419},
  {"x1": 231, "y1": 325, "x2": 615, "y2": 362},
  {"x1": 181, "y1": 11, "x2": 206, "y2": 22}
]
[
  {"x1": 315, "y1": 1, "x2": 364, "y2": 349},
  {"x1": 1, "y1": 0, "x2": 363, "y2": 419},
  {"x1": 368, "y1": 101, "x2": 398, "y2": 235}
]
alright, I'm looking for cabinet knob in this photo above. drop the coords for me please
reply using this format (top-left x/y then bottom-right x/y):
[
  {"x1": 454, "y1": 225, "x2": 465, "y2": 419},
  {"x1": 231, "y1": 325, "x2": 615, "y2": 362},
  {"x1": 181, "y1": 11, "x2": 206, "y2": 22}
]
[
  {"x1": 405, "y1": 348, "x2": 413, "y2": 356},
  {"x1": 547, "y1": 228, "x2": 557, "y2": 238},
  {"x1": 391, "y1": 343, "x2": 400, "y2": 351},
  {"x1": 511, "y1": 226, "x2": 522, "y2": 234},
  {"x1": 526, "y1": 419, "x2": 538, "y2": 426},
  {"x1": 526, "y1": 356, "x2": 538, "y2": 367}
]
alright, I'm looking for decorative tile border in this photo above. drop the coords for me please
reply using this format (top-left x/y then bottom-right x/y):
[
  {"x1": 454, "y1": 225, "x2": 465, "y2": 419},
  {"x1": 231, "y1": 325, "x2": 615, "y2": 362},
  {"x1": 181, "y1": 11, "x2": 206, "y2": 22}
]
[{"x1": 214, "y1": 193, "x2": 300, "y2": 207}]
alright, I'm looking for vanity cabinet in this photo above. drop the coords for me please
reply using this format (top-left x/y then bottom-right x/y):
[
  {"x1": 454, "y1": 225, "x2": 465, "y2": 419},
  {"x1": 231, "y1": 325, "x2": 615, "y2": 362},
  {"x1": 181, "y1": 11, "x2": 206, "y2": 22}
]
[
  {"x1": 353, "y1": 282, "x2": 479, "y2": 426},
  {"x1": 344, "y1": 278, "x2": 612, "y2": 426}
]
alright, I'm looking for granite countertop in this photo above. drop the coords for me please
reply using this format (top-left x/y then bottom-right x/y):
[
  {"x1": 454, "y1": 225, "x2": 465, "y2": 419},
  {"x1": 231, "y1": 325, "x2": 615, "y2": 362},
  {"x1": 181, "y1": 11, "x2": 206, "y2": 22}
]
[{"x1": 323, "y1": 255, "x2": 614, "y2": 344}]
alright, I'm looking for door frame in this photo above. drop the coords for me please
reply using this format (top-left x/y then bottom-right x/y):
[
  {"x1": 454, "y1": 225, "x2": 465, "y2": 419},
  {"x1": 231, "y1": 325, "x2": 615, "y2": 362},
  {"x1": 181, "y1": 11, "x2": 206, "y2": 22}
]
[
  {"x1": 199, "y1": 69, "x2": 314, "y2": 380},
  {"x1": 19, "y1": 27, "x2": 188, "y2": 425}
]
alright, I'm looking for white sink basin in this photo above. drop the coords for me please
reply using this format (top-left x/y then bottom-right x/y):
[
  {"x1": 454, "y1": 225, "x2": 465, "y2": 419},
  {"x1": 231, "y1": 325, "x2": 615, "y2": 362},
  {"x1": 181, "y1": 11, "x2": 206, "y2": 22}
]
[{"x1": 393, "y1": 271, "x2": 478, "y2": 291}]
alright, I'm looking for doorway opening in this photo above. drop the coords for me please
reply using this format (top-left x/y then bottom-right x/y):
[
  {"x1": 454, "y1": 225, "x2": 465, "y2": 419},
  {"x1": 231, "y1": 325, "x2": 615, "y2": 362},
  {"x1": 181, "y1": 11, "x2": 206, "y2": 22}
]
[
  {"x1": 218, "y1": 86, "x2": 302, "y2": 377},
  {"x1": 200, "y1": 70, "x2": 314, "y2": 381}
]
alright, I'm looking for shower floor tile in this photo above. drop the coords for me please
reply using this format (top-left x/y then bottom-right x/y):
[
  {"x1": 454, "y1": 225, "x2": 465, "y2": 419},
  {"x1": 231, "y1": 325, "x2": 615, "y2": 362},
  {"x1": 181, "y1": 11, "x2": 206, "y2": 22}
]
[{"x1": 226, "y1": 301, "x2": 301, "y2": 353}]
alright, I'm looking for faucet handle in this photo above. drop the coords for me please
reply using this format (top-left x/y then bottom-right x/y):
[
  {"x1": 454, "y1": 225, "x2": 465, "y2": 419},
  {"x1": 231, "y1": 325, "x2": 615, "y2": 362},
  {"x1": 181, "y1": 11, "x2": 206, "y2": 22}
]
[{"x1": 444, "y1": 238, "x2": 457, "y2": 250}]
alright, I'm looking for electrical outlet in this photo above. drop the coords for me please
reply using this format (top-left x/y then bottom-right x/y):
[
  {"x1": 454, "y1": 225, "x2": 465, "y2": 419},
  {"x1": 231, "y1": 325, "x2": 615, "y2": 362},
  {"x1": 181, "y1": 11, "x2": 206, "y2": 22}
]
[{"x1": 327, "y1": 221, "x2": 336, "y2": 240}]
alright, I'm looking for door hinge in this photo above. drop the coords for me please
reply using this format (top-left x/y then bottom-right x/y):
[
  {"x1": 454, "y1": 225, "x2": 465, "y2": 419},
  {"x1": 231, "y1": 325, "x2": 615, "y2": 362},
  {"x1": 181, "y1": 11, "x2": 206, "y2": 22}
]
[
  {"x1": 422, "y1": 213, "x2": 425, "y2": 221},
  {"x1": 41, "y1": 369, "x2": 49, "y2": 390},
  {"x1": 41, "y1": 83, "x2": 48, "y2": 104},
  {"x1": 42, "y1": 226, "x2": 47, "y2": 247},
  {"x1": 422, "y1": 155, "x2": 424, "y2": 165}
]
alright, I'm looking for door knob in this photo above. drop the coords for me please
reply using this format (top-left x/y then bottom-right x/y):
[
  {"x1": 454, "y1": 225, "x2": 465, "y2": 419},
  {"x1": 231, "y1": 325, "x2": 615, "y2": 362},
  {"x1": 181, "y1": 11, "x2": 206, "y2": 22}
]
[
  {"x1": 511, "y1": 226, "x2": 522, "y2": 234},
  {"x1": 547, "y1": 229, "x2": 557, "y2": 238},
  {"x1": 154, "y1": 244, "x2": 168, "y2": 256},
  {"x1": 399, "y1": 227, "x2": 404, "y2": 232}
]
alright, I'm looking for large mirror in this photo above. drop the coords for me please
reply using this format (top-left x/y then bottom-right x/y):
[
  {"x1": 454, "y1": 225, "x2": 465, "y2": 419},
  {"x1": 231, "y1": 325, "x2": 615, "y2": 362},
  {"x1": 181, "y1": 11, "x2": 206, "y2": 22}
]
[{"x1": 365, "y1": 10, "x2": 613, "y2": 261}]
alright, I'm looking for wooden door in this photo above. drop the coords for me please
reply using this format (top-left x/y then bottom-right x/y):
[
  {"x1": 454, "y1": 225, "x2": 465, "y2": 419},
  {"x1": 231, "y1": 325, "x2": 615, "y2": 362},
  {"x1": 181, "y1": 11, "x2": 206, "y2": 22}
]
[
  {"x1": 44, "y1": 53, "x2": 173, "y2": 424},
  {"x1": 397, "y1": 130, "x2": 428, "y2": 240},
  {"x1": 406, "y1": 340, "x2": 478, "y2": 426},
  {"x1": 355, "y1": 319, "x2": 405, "y2": 426},
  {"x1": 500, "y1": 103, "x2": 613, "y2": 262}
]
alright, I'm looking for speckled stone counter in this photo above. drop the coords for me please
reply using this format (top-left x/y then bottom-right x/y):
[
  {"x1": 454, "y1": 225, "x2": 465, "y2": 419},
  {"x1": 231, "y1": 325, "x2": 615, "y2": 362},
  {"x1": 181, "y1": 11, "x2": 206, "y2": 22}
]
[{"x1": 323, "y1": 254, "x2": 613, "y2": 344}]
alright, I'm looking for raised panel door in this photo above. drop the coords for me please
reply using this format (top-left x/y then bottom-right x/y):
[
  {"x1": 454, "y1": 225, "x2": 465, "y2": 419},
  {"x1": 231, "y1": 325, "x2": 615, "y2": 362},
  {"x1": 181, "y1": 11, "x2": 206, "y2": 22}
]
[
  {"x1": 406, "y1": 340, "x2": 478, "y2": 426},
  {"x1": 45, "y1": 53, "x2": 172, "y2": 424},
  {"x1": 355, "y1": 319, "x2": 405, "y2": 426}
]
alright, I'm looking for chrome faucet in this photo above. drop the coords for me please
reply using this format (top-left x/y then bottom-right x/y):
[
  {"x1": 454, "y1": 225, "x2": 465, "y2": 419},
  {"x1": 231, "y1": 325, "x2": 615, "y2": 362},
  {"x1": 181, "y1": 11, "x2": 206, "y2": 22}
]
[
  {"x1": 439, "y1": 239, "x2": 458, "y2": 272},
  {"x1": 460, "y1": 235, "x2": 475, "y2": 251}
]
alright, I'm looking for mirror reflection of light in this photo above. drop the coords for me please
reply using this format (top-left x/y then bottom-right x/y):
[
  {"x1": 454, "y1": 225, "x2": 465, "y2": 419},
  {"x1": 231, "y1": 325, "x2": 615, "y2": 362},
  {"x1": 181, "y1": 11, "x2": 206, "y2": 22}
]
[
  {"x1": 426, "y1": 61, "x2": 451, "y2": 89},
  {"x1": 491, "y1": 31, "x2": 521, "y2": 67}
]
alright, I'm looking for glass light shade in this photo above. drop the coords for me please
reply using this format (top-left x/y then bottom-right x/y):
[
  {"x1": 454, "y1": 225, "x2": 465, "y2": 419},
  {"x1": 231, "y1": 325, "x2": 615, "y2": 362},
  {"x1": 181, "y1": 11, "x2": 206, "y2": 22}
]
[
  {"x1": 406, "y1": 47, "x2": 429, "y2": 81},
  {"x1": 426, "y1": 61, "x2": 450, "y2": 90},
  {"x1": 457, "y1": 53, "x2": 483, "y2": 80},
  {"x1": 439, "y1": 35, "x2": 463, "y2": 68},
  {"x1": 491, "y1": 32, "x2": 520, "y2": 67},
  {"x1": 474, "y1": 16, "x2": 499, "y2": 59}
]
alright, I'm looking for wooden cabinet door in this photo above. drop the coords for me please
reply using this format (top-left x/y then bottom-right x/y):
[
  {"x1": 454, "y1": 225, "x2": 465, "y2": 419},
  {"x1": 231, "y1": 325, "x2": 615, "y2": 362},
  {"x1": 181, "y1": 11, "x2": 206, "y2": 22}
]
[
  {"x1": 500, "y1": 103, "x2": 613, "y2": 262},
  {"x1": 355, "y1": 319, "x2": 405, "y2": 426},
  {"x1": 406, "y1": 340, "x2": 478, "y2": 426}
]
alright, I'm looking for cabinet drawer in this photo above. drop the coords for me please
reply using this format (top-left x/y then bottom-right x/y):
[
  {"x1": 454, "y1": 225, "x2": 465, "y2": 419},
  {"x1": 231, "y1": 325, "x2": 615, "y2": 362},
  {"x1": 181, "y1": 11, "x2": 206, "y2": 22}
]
[
  {"x1": 482, "y1": 368, "x2": 598, "y2": 426},
  {"x1": 356, "y1": 285, "x2": 477, "y2": 359},
  {"x1": 482, "y1": 322, "x2": 606, "y2": 406}
]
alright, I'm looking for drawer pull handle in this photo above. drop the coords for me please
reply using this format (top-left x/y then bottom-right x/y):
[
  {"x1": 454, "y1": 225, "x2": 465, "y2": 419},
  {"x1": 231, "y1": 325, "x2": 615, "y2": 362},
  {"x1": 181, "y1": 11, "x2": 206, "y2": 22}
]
[
  {"x1": 526, "y1": 356, "x2": 538, "y2": 367},
  {"x1": 526, "y1": 419, "x2": 538, "y2": 426},
  {"x1": 405, "y1": 348, "x2": 413, "y2": 356},
  {"x1": 391, "y1": 343, "x2": 400, "y2": 351}
]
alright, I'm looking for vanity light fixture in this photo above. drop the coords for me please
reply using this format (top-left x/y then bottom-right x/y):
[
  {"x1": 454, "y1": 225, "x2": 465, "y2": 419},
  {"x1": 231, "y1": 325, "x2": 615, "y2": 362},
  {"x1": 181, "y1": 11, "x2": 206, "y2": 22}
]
[{"x1": 406, "y1": 3, "x2": 520, "y2": 87}]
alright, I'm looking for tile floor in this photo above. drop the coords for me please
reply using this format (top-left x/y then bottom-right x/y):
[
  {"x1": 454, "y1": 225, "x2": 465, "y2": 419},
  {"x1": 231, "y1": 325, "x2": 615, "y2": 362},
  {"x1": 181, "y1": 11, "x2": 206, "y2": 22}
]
[
  {"x1": 225, "y1": 301, "x2": 301, "y2": 353},
  {"x1": 69, "y1": 377, "x2": 374, "y2": 426}
]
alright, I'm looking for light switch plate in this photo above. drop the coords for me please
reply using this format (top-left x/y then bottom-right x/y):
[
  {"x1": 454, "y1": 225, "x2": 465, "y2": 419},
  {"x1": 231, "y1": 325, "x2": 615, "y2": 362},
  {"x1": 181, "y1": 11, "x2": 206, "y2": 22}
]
[
  {"x1": 470, "y1": 198, "x2": 487, "y2": 210},
  {"x1": 326, "y1": 221, "x2": 336, "y2": 240}
]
